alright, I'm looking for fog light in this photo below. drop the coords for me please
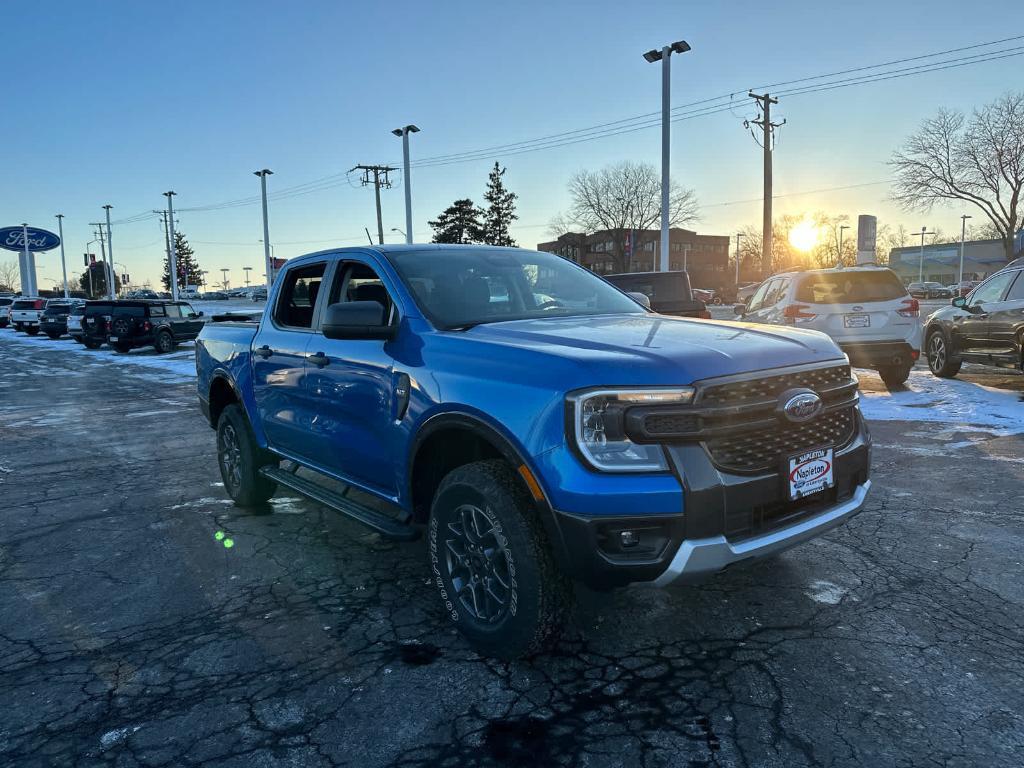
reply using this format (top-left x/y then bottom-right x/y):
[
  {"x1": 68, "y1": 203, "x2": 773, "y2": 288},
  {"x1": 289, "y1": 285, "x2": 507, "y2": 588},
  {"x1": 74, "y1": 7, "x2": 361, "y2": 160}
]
[{"x1": 620, "y1": 530, "x2": 640, "y2": 548}]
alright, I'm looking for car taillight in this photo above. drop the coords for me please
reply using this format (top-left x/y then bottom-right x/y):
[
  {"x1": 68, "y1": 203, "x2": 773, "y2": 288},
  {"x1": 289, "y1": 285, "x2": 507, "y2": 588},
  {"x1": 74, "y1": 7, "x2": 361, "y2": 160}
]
[
  {"x1": 782, "y1": 304, "x2": 817, "y2": 324},
  {"x1": 897, "y1": 298, "x2": 920, "y2": 317},
  {"x1": 142, "y1": 320, "x2": 152, "y2": 332}
]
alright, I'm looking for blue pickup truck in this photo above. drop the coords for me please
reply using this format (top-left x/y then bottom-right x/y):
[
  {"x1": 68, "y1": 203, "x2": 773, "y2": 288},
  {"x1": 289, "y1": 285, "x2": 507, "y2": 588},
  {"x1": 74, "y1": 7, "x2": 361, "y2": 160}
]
[{"x1": 195, "y1": 245, "x2": 871, "y2": 658}]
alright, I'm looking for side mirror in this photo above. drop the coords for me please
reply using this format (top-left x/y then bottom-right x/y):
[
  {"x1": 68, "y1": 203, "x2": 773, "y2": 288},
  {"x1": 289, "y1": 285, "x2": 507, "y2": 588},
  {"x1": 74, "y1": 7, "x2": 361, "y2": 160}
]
[
  {"x1": 952, "y1": 296, "x2": 967, "y2": 309},
  {"x1": 626, "y1": 291, "x2": 651, "y2": 309},
  {"x1": 733, "y1": 303, "x2": 746, "y2": 316},
  {"x1": 322, "y1": 300, "x2": 395, "y2": 341}
]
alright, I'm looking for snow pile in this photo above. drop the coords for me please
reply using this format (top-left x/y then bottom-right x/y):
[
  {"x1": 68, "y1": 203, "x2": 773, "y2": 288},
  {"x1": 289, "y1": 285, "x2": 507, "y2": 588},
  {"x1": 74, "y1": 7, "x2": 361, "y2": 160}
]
[{"x1": 858, "y1": 368, "x2": 1024, "y2": 434}]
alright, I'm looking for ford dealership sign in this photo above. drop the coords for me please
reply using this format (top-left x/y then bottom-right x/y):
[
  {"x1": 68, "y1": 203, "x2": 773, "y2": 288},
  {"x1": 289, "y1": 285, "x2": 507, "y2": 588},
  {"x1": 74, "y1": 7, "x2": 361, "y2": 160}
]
[{"x1": 0, "y1": 226, "x2": 61, "y2": 252}]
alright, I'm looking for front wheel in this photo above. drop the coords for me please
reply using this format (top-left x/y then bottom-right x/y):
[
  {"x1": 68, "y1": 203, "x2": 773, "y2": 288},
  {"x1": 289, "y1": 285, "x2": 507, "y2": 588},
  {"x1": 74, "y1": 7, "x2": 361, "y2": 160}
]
[
  {"x1": 45, "y1": 332, "x2": 61, "y2": 340},
  {"x1": 927, "y1": 329, "x2": 961, "y2": 378},
  {"x1": 428, "y1": 460, "x2": 570, "y2": 660},
  {"x1": 154, "y1": 330, "x2": 176, "y2": 354},
  {"x1": 216, "y1": 403, "x2": 278, "y2": 506}
]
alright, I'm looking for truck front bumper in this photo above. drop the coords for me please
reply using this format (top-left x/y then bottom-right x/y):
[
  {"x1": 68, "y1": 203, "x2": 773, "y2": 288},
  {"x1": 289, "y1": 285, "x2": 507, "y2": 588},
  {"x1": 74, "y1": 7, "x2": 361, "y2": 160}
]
[{"x1": 547, "y1": 409, "x2": 871, "y2": 590}]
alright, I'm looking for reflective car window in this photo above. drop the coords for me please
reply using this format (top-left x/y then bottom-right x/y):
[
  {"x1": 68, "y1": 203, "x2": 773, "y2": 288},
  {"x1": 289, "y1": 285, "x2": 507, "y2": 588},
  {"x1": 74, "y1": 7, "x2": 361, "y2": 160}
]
[
  {"x1": 1003, "y1": 270, "x2": 1024, "y2": 302},
  {"x1": 969, "y1": 271, "x2": 1016, "y2": 306}
]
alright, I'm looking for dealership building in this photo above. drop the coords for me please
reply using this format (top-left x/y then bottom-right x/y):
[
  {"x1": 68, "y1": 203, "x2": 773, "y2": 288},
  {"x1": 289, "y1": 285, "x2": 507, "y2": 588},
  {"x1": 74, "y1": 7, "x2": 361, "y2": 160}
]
[{"x1": 888, "y1": 232, "x2": 1024, "y2": 284}]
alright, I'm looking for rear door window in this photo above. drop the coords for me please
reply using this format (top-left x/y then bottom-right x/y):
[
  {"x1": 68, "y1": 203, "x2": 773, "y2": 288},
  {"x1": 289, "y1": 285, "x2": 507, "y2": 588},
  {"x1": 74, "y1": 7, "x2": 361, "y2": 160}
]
[
  {"x1": 795, "y1": 271, "x2": 907, "y2": 304},
  {"x1": 274, "y1": 263, "x2": 327, "y2": 329},
  {"x1": 1003, "y1": 270, "x2": 1024, "y2": 302}
]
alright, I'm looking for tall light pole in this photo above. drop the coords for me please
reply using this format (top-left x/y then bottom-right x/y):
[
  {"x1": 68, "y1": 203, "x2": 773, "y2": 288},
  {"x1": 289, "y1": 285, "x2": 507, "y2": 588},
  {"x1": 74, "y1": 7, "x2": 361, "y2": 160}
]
[
  {"x1": 254, "y1": 169, "x2": 274, "y2": 291},
  {"x1": 391, "y1": 125, "x2": 419, "y2": 245},
  {"x1": 55, "y1": 214, "x2": 69, "y2": 298},
  {"x1": 243, "y1": 266, "x2": 252, "y2": 287},
  {"x1": 734, "y1": 232, "x2": 744, "y2": 286},
  {"x1": 917, "y1": 226, "x2": 936, "y2": 283},
  {"x1": 220, "y1": 268, "x2": 230, "y2": 290},
  {"x1": 164, "y1": 192, "x2": 179, "y2": 301},
  {"x1": 103, "y1": 205, "x2": 115, "y2": 299},
  {"x1": 959, "y1": 214, "x2": 972, "y2": 287},
  {"x1": 838, "y1": 224, "x2": 850, "y2": 267},
  {"x1": 643, "y1": 39, "x2": 690, "y2": 272},
  {"x1": 391, "y1": 227, "x2": 407, "y2": 241}
]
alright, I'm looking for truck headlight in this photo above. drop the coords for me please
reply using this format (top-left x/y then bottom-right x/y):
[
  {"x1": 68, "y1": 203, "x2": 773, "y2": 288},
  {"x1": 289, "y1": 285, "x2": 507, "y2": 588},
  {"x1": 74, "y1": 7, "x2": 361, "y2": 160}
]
[{"x1": 568, "y1": 388, "x2": 695, "y2": 472}]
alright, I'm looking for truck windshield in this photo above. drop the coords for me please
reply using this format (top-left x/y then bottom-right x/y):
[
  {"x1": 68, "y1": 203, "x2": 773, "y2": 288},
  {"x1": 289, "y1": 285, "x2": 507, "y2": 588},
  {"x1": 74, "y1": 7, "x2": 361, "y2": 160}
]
[{"x1": 388, "y1": 248, "x2": 644, "y2": 329}]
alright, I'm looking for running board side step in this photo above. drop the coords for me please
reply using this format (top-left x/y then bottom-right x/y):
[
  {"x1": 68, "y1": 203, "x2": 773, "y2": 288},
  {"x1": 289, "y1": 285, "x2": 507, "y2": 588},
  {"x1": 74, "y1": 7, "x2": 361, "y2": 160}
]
[{"x1": 259, "y1": 466, "x2": 419, "y2": 541}]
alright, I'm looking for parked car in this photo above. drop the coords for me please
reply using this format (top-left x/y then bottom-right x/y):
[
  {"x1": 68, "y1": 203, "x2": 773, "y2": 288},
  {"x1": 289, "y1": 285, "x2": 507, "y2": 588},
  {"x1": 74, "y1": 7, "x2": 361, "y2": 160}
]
[
  {"x1": 604, "y1": 271, "x2": 711, "y2": 318},
  {"x1": 203, "y1": 291, "x2": 229, "y2": 300},
  {"x1": 924, "y1": 262, "x2": 1024, "y2": 378},
  {"x1": 196, "y1": 245, "x2": 871, "y2": 659},
  {"x1": 9, "y1": 297, "x2": 47, "y2": 334},
  {"x1": 734, "y1": 266, "x2": 921, "y2": 386},
  {"x1": 736, "y1": 282, "x2": 761, "y2": 302},
  {"x1": 0, "y1": 297, "x2": 13, "y2": 328},
  {"x1": 691, "y1": 288, "x2": 722, "y2": 305},
  {"x1": 80, "y1": 300, "x2": 117, "y2": 349},
  {"x1": 40, "y1": 299, "x2": 85, "y2": 339},
  {"x1": 247, "y1": 287, "x2": 268, "y2": 302},
  {"x1": 66, "y1": 304, "x2": 87, "y2": 342},
  {"x1": 126, "y1": 289, "x2": 160, "y2": 300},
  {"x1": 907, "y1": 281, "x2": 951, "y2": 299},
  {"x1": 107, "y1": 300, "x2": 205, "y2": 353}
]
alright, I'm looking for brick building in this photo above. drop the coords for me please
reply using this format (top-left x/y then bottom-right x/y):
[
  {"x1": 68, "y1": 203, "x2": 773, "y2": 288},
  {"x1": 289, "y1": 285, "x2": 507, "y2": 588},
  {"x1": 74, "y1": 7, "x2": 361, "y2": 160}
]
[{"x1": 537, "y1": 228, "x2": 731, "y2": 290}]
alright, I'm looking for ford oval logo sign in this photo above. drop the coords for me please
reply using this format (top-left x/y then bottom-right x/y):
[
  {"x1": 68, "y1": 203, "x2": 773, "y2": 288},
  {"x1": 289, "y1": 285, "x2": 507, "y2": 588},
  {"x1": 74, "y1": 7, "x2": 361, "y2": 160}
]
[
  {"x1": 0, "y1": 226, "x2": 61, "y2": 253},
  {"x1": 780, "y1": 390, "x2": 823, "y2": 423}
]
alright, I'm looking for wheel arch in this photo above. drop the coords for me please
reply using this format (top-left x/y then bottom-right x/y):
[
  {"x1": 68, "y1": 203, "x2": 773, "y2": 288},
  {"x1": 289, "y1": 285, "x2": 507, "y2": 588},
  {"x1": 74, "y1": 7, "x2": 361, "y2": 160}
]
[{"x1": 207, "y1": 373, "x2": 242, "y2": 429}]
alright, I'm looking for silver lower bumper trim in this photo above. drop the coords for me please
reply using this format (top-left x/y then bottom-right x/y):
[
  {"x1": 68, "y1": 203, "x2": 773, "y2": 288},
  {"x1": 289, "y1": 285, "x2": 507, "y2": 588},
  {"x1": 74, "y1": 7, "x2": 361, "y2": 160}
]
[{"x1": 653, "y1": 480, "x2": 871, "y2": 587}]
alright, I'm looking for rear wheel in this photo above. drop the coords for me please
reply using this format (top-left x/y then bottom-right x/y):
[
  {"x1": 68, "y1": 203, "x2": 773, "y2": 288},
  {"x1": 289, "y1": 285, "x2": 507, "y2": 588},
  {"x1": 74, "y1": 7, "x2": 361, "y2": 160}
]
[
  {"x1": 216, "y1": 403, "x2": 278, "y2": 506},
  {"x1": 927, "y1": 329, "x2": 961, "y2": 378},
  {"x1": 115, "y1": 342, "x2": 132, "y2": 353},
  {"x1": 25, "y1": 327, "x2": 38, "y2": 336},
  {"x1": 154, "y1": 330, "x2": 176, "y2": 354},
  {"x1": 428, "y1": 459, "x2": 570, "y2": 660},
  {"x1": 82, "y1": 338, "x2": 103, "y2": 349},
  {"x1": 45, "y1": 332, "x2": 60, "y2": 340},
  {"x1": 878, "y1": 364, "x2": 912, "y2": 387},
  {"x1": 13, "y1": 323, "x2": 22, "y2": 332}
]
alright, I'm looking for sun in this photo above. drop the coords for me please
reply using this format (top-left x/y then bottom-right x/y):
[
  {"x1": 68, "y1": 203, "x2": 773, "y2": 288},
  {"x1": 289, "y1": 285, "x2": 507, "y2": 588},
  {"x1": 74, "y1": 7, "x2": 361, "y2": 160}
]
[{"x1": 788, "y1": 219, "x2": 820, "y2": 252}]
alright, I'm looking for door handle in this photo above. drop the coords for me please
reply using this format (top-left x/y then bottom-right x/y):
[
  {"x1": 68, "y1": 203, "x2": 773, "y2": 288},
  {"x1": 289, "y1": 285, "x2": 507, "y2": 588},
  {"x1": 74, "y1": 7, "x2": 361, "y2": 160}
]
[
  {"x1": 307, "y1": 352, "x2": 330, "y2": 368},
  {"x1": 255, "y1": 345, "x2": 273, "y2": 359}
]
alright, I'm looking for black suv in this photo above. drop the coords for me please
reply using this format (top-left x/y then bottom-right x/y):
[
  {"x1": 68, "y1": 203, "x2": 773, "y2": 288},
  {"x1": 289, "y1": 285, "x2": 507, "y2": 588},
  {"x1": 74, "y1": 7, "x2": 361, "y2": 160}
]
[
  {"x1": 80, "y1": 301, "x2": 116, "y2": 348},
  {"x1": 604, "y1": 270, "x2": 711, "y2": 319},
  {"x1": 0, "y1": 297, "x2": 12, "y2": 328},
  {"x1": 107, "y1": 301, "x2": 205, "y2": 353},
  {"x1": 40, "y1": 299, "x2": 85, "y2": 339}
]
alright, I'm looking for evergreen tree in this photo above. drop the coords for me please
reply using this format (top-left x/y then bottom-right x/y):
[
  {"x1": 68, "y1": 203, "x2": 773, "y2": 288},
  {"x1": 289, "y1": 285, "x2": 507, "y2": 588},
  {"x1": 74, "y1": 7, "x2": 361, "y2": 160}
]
[
  {"x1": 161, "y1": 232, "x2": 203, "y2": 290},
  {"x1": 78, "y1": 262, "x2": 122, "y2": 297},
  {"x1": 481, "y1": 162, "x2": 518, "y2": 246},
  {"x1": 429, "y1": 199, "x2": 485, "y2": 244}
]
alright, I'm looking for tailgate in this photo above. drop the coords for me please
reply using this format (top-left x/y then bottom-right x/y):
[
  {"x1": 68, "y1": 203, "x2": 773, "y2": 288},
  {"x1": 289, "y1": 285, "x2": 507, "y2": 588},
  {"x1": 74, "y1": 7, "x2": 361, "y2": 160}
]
[{"x1": 811, "y1": 299, "x2": 916, "y2": 343}]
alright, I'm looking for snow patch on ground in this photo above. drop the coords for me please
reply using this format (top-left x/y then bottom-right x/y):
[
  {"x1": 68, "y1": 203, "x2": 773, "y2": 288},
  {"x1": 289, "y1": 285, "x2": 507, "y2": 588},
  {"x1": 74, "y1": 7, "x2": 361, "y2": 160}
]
[
  {"x1": 806, "y1": 580, "x2": 848, "y2": 605},
  {"x1": 100, "y1": 725, "x2": 140, "y2": 749},
  {"x1": 2, "y1": 332, "x2": 195, "y2": 382},
  {"x1": 858, "y1": 369, "x2": 1024, "y2": 435}
]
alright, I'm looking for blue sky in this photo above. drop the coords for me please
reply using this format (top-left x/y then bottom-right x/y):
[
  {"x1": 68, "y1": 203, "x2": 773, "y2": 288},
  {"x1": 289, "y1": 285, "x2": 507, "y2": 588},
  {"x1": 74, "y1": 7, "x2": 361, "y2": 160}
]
[{"x1": 2, "y1": 0, "x2": 1021, "y2": 289}]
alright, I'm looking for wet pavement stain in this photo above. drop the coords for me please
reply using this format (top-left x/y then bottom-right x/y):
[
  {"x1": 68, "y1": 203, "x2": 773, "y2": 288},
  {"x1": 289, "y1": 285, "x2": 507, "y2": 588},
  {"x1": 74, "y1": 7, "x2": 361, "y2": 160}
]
[{"x1": 395, "y1": 641, "x2": 442, "y2": 666}]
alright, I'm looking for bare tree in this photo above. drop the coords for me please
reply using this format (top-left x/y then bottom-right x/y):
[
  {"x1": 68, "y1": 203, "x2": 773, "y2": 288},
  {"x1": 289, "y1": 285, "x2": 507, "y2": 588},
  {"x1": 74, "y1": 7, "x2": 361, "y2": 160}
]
[
  {"x1": 0, "y1": 260, "x2": 19, "y2": 292},
  {"x1": 890, "y1": 92, "x2": 1024, "y2": 261},
  {"x1": 563, "y1": 161, "x2": 699, "y2": 272}
]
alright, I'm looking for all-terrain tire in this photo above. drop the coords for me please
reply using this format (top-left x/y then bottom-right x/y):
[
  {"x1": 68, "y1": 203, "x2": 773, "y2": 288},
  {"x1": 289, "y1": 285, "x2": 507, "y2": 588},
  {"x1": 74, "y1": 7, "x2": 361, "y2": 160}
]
[
  {"x1": 878, "y1": 364, "x2": 912, "y2": 387},
  {"x1": 428, "y1": 459, "x2": 570, "y2": 660},
  {"x1": 216, "y1": 403, "x2": 278, "y2": 506},
  {"x1": 926, "y1": 329, "x2": 961, "y2": 378},
  {"x1": 154, "y1": 330, "x2": 176, "y2": 354}
]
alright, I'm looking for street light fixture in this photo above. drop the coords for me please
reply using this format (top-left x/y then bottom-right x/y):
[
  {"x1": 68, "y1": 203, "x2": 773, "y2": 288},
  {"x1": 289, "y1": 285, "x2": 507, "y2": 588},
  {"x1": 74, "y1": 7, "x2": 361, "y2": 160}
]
[
  {"x1": 254, "y1": 169, "x2": 274, "y2": 290},
  {"x1": 391, "y1": 125, "x2": 420, "y2": 245},
  {"x1": 391, "y1": 227, "x2": 407, "y2": 240},
  {"x1": 643, "y1": 39, "x2": 690, "y2": 271},
  {"x1": 838, "y1": 224, "x2": 850, "y2": 267}
]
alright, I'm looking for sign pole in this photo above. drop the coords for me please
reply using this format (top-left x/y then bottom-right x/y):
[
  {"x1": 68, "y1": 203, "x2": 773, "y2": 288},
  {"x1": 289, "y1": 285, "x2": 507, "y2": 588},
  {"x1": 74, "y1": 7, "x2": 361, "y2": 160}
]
[
  {"x1": 103, "y1": 205, "x2": 115, "y2": 299},
  {"x1": 164, "y1": 192, "x2": 179, "y2": 301},
  {"x1": 56, "y1": 214, "x2": 69, "y2": 298},
  {"x1": 21, "y1": 223, "x2": 35, "y2": 296}
]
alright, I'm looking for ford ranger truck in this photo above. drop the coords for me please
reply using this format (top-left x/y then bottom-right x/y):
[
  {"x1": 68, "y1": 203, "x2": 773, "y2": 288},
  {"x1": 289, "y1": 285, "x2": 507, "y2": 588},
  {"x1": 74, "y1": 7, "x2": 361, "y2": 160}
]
[{"x1": 195, "y1": 245, "x2": 871, "y2": 659}]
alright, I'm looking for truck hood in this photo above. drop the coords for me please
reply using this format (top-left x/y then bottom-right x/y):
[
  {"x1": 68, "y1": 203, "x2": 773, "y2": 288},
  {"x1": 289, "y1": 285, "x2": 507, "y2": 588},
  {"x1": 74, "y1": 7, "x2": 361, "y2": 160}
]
[{"x1": 463, "y1": 313, "x2": 845, "y2": 383}]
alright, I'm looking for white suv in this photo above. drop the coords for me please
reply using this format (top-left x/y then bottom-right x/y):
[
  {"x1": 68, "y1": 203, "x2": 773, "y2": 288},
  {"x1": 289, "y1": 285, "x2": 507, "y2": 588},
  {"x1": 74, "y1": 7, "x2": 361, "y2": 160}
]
[{"x1": 735, "y1": 266, "x2": 922, "y2": 385}]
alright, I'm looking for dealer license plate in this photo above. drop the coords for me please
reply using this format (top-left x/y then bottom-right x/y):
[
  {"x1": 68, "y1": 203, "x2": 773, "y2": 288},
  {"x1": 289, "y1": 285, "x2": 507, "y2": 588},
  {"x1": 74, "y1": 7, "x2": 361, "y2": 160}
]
[
  {"x1": 843, "y1": 314, "x2": 870, "y2": 328},
  {"x1": 788, "y1": 448, "x2": 834, "y2": 500}
]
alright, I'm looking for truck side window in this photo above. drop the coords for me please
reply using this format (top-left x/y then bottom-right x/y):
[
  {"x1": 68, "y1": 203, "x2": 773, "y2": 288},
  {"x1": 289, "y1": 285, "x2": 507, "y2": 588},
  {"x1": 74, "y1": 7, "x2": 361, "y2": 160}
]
[{"x1": 275, "y1": 263, "x2": 327, "y2": 328}]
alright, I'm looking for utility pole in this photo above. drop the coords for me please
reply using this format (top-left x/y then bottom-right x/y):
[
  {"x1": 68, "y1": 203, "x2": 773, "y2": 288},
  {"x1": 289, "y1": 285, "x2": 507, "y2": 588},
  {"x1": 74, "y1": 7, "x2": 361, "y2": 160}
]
[
  {"x1": 55, "y1": 214, "x2": 69, "y2": 298},
  {"x1": 958, "y1": 214, "x2": 972, "y2": 287},
  {"x1": 916, "y1": 226, "x2": 936, "y2": 283},
  {"x1": 154, "y1": 210, "x2": 172, "y2": 289},
  {"x1": 220, "y1": 268, "x2": 230, "y2": 290},
  {"x1": 164, "y1": 192, "x2": 179, "y2": 301},
  {"x1": 90, "y1": 222, "x2": 110, "y2": 296},
  {"x1": 838, "y1": 225, "x2": 850, "y2": 268},
  {"x1": 103, "y1": 205, "x2": 115, "y2": 298},
  {"x1": 350, "y1": 164, "x2": 397, "y2": 245},
  {"x1": 254, "y1": 169, "x2": 274, "y2": 291},
  {"x1": 747, "y1": 92, "x2": 784, "y2": 278},
  {"x1": 734, "y1": 232, "x2": 744, "y2": 286}
]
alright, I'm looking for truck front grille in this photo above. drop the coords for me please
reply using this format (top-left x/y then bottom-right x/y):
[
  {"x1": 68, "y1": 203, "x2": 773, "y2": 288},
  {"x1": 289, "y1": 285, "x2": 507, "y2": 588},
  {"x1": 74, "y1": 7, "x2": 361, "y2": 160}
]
[
  {"x1": 705, "y1": 407, "x2": 856, "y2": 473},
  {"x1": 699, "y1": 364, "x2": 852, "y2": 407}
]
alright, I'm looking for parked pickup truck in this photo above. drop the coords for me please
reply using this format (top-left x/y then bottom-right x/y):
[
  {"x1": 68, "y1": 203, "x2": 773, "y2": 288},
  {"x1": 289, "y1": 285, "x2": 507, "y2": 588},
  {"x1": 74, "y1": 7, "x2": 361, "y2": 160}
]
[{"x1": 195, "y1": 245, "x2": 871, "y2": 658}]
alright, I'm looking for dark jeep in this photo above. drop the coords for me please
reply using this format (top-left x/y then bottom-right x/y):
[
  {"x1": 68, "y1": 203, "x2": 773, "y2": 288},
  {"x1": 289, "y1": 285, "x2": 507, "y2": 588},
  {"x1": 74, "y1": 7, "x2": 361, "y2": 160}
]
[{"x1": 107, "y1": 301, "x2": 205, "y2": 353}]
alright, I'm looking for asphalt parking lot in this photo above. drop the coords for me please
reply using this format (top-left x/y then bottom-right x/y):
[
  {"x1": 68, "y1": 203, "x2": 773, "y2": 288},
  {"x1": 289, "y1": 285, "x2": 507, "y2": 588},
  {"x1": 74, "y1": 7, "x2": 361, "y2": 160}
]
[{"x1": 1, "y1": 334, "x2": 1023, "y2": 767}]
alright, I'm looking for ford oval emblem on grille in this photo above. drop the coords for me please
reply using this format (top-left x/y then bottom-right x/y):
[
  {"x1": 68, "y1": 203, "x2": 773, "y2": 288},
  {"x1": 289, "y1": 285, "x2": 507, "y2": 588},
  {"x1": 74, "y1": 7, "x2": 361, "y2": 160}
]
[{"x1": 780, "y1": 390, "x2": 823, "y2": 423}]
